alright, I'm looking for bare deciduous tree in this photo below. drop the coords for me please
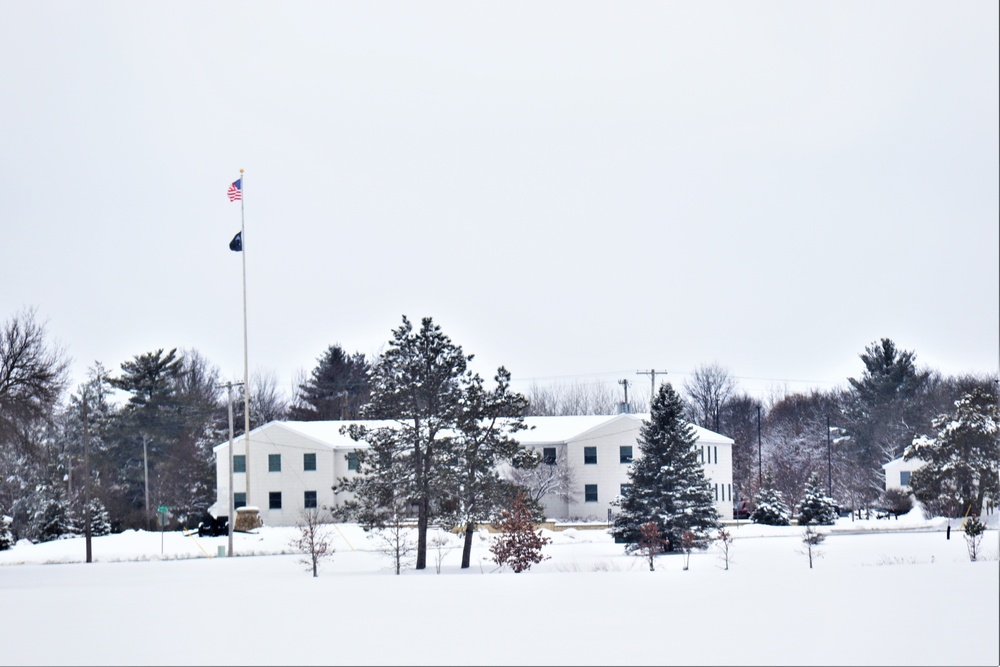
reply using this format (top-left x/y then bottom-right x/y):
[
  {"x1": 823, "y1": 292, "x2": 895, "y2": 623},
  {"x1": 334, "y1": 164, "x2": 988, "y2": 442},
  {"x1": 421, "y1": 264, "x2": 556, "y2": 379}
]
[
  {"x1": 368, "y1": 504, "x2": 417, "y2": 575},
  {"x1": 716, "y1": 526, "x2": 734, "y2": 570},
  {"x1": 524, "y1": 381, "x2": 620, "y2": 416},
  {"x1": 505, "y1": 448, "x2": 577, "y2": 508},
  {"x1": 801, "y1": 524, "x2": 825, "y2": 569},
  {"x1": 683, "y1": 363, "x2": 737, "y2": 432},
  {"x1": 0, "y1": 307, "x2": 69, "y2": 450},
  {"x1": 290, "y1": 508, "x2": 335, "y2": 577},
  {"x1": 636, "y1": 521, "x2": 670, "y2": 571},
  {"x1": 680, "y1": 529, "x2": 696, "y2": 571}
]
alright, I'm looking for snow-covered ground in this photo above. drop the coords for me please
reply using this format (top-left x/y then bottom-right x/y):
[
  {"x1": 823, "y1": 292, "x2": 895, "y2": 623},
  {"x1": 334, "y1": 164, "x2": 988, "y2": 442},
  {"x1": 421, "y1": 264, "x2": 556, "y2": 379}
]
[{"x1": 1, "y1": 509, "x2": 997, "y2": 666}]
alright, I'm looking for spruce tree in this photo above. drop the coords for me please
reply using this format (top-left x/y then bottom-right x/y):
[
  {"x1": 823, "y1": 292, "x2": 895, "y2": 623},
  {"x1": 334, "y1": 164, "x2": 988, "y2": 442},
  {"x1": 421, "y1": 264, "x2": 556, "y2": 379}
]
[
  {"x1": 750, "y1": 473, "x2": 791, "y2": 526},
  {"x1": 611, "y1": 383, "x2": 719, "y2": 554},
  {"x1": 0, "y1": 514, "x2": 14, "y2": 550},
  {"x1": 797, "y1": 472, "x2": 838, "y2": 525},
  {"x1": 289, "y1": 345, "x2": 370, "y2": 421}
]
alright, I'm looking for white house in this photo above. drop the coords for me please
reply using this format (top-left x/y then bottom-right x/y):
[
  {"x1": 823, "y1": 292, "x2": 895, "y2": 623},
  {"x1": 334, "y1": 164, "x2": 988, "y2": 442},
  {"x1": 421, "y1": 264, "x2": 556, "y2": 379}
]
[
  {"x1": 211, "y1": 414, "x2": 735, "y2": 527},
  {"x1": 882, "y1": 456, "x2": 926, "y2": 493}
]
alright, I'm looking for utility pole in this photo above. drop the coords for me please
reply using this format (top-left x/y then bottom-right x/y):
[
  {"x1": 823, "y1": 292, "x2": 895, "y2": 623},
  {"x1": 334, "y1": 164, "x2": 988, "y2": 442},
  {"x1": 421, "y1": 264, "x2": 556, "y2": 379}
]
[
  {"x1": 83, "y1": 389, "x2": 92, "y2": 564},
  {"x1": 618, "y1": 379, "x2": 631, "y2": 413},
  {"x1": 142, "y1": 434, "x2": 151, "y2": 531},
  {"x1": 217, "y1": 380, "x2": 244, "y2": 557},
  {"x1": 636, "y1": 369, "x2": 668, "y2": 409},
  {"x1": 757, "y1": 405, "x2": 762, "y2": 489},
  {"x1": 827, "y1": 416, "x2": 833, "y2": 497}
]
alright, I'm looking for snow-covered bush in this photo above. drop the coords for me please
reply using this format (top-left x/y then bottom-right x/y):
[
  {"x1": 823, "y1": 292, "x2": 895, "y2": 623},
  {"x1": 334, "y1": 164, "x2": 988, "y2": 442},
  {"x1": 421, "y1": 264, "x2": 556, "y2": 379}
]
[
  {"x1": 797, "y1": 473, "x2": 838, "y2": 526},
  {"x1": 750, "y1": 475, "x2": 790, "y2": 526},
  {"x1": 0, "y1": 515, "x2": 13, "y2": 551}
]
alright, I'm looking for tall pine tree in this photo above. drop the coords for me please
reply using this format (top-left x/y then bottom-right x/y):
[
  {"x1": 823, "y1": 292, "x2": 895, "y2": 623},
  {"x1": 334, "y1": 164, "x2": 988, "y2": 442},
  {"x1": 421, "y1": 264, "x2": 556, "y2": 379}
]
[
  {"x1": 108, "y1": 348, "x2": 186, "y2": 529},
  {"x1": 611, "y1": 383, "x2": 719, "y2": 554},
  {"x1": 844, "y1": 338, "x2": 930, "y2": 506},
  {"x1": 443, "y1": 366, "x2": 536, "y2": 569},
  {"x1": 289, "y1": 345, "x2": 370, "y2": 420},
  {"x1": 340, "y1": 316, "x2": 472, "y2": 571}
]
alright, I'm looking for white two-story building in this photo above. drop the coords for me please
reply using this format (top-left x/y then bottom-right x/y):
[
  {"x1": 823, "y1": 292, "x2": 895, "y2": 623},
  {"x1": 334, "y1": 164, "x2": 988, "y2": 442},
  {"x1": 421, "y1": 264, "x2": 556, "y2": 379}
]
[{"x1": 211, "y1": 413, "x2": 735, "y2": 526}]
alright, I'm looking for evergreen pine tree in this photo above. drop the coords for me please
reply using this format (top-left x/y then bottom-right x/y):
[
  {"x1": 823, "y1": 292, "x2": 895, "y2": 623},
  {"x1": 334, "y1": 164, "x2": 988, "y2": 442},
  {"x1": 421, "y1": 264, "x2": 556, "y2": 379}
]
[
  {"x1": 443, "y1": 366, "x2": 536, "y2": 569},
  {"x1": 906, "y1": 387, "x2": 999, "y2": 517},
  {"x1": 66, "y1": 496, "x2": 112, "y2": 537},
  {"x1": 288, "y1": 345, "x2": 370, "y2": 420},
  {"x1": 36, "y1": 494, "x2": 71, "y2": 542},
  {"x1": 108, "y1": 348, "x2": 186, "y2": 530},
  {"x1": 797, "y1": 472, "x2": 838, "y2": 525},
  {"x1": 611, "y1": 383, "x2": 719, "y2": 554},
  {"x1": 750, "y1": 473, "x2": 791, "y2": 526},
  {"x1": 844, "y1": 338, "x2": 931, "y2": 507},
  {"x1": 340, "y1": 316, "x2": 472, "y2": 571},
  {"x1": 962, "y1": 514, "x2": 986, "y2": 562},
  {"x1": 0, "y1": 514, "x2": 13, "y2": 550}
]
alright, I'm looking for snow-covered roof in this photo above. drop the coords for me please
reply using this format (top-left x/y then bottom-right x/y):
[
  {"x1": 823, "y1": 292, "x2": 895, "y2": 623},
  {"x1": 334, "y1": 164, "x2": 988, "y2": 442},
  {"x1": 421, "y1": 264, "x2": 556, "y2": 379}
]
[
  {"x1": 214, "y1": 413, "x2": 734, "y2": 451},
  {"x1": 882, "y1": 456, "x2": 926, "y2": 470}
]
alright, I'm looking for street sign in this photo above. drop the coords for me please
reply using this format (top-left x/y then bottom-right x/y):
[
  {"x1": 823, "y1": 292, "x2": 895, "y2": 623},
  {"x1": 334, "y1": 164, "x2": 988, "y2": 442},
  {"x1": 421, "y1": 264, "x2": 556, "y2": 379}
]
[{"x1": 157, "y1": 506, "x2": 168, "y2": 513}]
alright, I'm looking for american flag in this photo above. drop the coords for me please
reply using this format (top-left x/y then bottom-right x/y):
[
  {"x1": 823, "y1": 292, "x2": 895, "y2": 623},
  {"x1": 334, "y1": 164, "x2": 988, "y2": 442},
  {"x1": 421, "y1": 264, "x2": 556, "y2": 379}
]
[{"x1": 227, "y1": 179, "x2": 242, "y2": 202}]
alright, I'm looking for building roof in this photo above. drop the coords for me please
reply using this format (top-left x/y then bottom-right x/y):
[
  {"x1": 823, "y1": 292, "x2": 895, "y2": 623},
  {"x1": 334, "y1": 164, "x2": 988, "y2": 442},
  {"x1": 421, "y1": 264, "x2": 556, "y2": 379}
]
[{"x1": 214, "y1": 413, "x2": 734, "y2": 451}]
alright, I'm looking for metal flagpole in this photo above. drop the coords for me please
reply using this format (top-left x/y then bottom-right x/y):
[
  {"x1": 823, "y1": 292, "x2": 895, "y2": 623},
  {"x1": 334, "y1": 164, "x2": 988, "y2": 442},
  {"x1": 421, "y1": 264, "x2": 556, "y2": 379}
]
[{"x1": 239, "y1": 168, "x2": 251, "y2": 507}]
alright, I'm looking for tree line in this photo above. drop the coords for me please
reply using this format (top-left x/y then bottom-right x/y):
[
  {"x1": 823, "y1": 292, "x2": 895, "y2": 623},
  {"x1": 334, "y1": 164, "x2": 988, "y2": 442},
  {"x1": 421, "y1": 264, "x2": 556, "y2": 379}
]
[{"x1": 1, "y1": 306, "x2": 997, "y2": 550}]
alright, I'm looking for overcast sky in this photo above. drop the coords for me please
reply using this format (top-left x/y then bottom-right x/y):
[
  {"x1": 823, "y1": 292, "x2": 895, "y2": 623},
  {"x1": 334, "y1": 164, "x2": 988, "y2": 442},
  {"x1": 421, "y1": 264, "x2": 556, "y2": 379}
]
[{"x1": 2, "y1": 1, "x2": 997, "y2": 405}]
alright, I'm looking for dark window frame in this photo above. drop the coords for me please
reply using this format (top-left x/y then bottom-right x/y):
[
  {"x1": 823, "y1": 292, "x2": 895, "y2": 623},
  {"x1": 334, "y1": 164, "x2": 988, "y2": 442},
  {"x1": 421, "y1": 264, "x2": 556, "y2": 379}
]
[
  {"x1": 233, "y1": 455, "x2": 246, "y2": 473},
  {"x1": 268, "y1": 454, "x2": 281, "y2": 472},
  {"x1": 584, "y1": 484, "x2": 598, "y2": 502},
  {"x1": 269, "y1": 491, "x2": 282, "y2": 510},
  {"x1": 619, "y1": 445, "x2": 633, "y2": 464},
  {"x1": 303, "y1": 452, "x2": 317, "y2": 472},
  {"x1": 304, "y1": 490, "x2": 317, "y2": 509},
  {"x1": 584, "y1": 447, "x2": 597, "y2": 465}
]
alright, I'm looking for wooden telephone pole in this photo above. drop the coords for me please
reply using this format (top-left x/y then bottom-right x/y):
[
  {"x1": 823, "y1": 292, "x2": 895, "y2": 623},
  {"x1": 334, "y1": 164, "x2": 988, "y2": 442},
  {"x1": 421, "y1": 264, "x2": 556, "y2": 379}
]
[{"x1": 636, "y1": 369, "x2": 669, "y2": 408}]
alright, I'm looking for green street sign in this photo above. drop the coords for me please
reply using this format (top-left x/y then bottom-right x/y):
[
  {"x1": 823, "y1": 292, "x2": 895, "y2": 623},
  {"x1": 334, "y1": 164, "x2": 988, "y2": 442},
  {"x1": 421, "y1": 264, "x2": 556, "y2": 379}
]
[{"x1": 157, "y1": 505, "x2": 169, "y2": 513}]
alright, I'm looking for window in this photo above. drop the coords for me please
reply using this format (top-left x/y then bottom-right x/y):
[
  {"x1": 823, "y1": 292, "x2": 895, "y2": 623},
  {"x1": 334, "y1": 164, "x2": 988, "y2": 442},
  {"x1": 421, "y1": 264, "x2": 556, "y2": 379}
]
[
  {"x1": 234, "y1": 492, "x2": 246, "y2": 509},
  {"x1": 585, "y1": 484, "x2": 598, "y2": 503},
  {"x1": 304, "y1": 491, "x2": 317, "y2": 509},
  {"x1": 303, "y1": 453, "x2": 316, "y2": 471},
  {"x1": 900, "y1": 471, "x2": 911, "y2": 486},
  {"x1": 269, "y1": 492, "x2": 282, "y2": 510},
  {"x1": 620, "y1": 483, "x2": 632, "y2": 497},
  {"x1": 233, "y1": 455, "x2": 246, "y2": 473},
  {"x1": 584, "y1": 447, "x2": 597, "y2": 465},
  {"x1": 727, "y1": 484, "x2": 732, "y2": 502},
  {"x1": 715, "y1": 484, "x2": 719, "y2": 501},
  {"x1": 543, "y1": 447, "x2": 557, "y2": 466},
  {"x1": 714, "y1": 446, "x2": 718, "y2": 464},
  {"x1": 347, "y1": 452, "x2": 359, "y2": 471},
  {"x1": 268, "y1": 454, "x2": 281, "y2": 472},
  {"x1": 619, "y1": 446, "x2": 633, "y2": 464},
  {"x1": 699, "y1": 447, "x2": 704, "y2": 464}
]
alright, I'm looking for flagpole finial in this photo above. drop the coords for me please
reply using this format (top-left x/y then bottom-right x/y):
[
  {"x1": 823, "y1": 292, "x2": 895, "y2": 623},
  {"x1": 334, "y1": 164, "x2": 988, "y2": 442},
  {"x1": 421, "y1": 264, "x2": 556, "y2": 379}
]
[{"x1": 239, "y1": 168, "x2": 244, "y2": 173}]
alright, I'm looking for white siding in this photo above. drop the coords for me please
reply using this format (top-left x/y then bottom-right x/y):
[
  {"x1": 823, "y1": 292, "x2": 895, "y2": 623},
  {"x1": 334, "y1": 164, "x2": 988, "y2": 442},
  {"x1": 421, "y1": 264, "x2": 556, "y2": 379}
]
[{"x1": 213, "y1": 416, "x2": 736, "y2": 526}]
